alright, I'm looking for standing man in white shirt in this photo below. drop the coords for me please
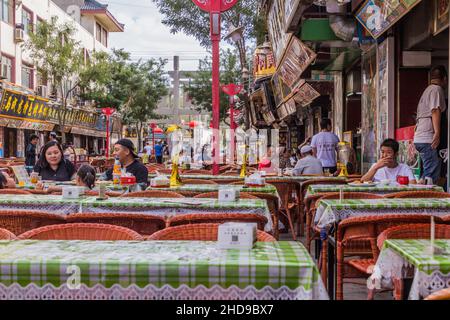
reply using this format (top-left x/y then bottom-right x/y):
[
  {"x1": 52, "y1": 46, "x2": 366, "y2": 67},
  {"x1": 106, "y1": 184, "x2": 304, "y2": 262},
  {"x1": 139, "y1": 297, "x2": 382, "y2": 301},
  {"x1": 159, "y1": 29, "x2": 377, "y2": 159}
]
[
  {"x1": 361, "y1": 138, "x2": 416, "y2": 183},
  {"x1": 414, "y1": 66, "x2": 447, "y2": 184},
  {"x1": 311, "y1": 118, "x2": 340, "y2": 174}
]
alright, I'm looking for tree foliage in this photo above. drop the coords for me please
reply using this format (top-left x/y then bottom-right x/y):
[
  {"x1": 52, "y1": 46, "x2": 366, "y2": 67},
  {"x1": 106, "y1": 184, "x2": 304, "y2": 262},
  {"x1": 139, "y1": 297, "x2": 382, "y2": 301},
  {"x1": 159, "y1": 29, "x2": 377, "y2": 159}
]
[
  {"x1": 184, "y1": 48, "x2": 241, "y2": 121},
  {"x1": 151, "y1": 0, "x2": 265, "y2": 47}
]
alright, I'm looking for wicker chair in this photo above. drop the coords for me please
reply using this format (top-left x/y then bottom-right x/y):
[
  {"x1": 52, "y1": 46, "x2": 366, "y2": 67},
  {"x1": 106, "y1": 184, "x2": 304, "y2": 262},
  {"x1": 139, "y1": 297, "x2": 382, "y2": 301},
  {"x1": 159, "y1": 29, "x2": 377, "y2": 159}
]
[
  {"x1": 0, "y1": 227, "x2": 16, "y2": 240},
  {"x1": 299, "y1": 178, "x2": 347, "y2": 235},
  {"x1": 0, "y1": 189, "x2": 32, "y2": 195},
  {"x1": 147, "y1": 223, "x2": 276, "y2": 242},
  {"x1": 67, "y1": 213, "x2": 166, "y2": 236},
  {"x1": 17, "y1": 223, "x2": 144, "y2": 240},
  {"x1": 184, "y1": 170, "x2": 212, "y2": 175},
  {"x1": 384, "y1": 191, "x2": 450, "y2": 199},
  {"x1": 167, "y1": 213, "x2": 268, "y2": 230},
  {"x1": 193, "y1": 191, "x2": 259, "y2": 199},
  {"x1": 220, "y1": 171, "x2": 241, "y2": 176},
  {"x1": 377, "y1": 223, "x2": 450, "y2": 300},
  {"x1": 120, "y1": 190, "x2": 185, "y2": 198},
  {"x1": 424, "y1": 288, "x2": 450, "y2": 300},
  {"x1": 335, "y1": 215, "x2": 437, "y2": 300},
  {"x1": 182, "y1": 179, "x2": 218, "y2": 185},
  {"x1": 0, "y1": 210, "x2": 67, "y2": 235}
]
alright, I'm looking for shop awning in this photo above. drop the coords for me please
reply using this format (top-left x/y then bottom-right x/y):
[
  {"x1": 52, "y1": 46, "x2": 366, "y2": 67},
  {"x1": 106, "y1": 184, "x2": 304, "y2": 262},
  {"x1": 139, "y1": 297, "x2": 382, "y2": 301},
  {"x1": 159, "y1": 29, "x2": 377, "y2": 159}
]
[
  {"x1": 20, "y1": 120, "x2": 54, "y2": 131},
  {"x1": 300, "y1": 18, "x2": 341, "y2": 42},
  {"x1": 71, "y1": 127, "x2": 106, "y2": 138}
]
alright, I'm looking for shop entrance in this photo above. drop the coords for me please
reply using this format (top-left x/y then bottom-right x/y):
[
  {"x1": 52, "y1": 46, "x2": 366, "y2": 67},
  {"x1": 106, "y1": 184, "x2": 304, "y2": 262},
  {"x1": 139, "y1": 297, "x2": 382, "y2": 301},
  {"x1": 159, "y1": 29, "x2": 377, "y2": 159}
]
[{"x1": 4, "y1": 128, "x2": 17, "y2": 158}]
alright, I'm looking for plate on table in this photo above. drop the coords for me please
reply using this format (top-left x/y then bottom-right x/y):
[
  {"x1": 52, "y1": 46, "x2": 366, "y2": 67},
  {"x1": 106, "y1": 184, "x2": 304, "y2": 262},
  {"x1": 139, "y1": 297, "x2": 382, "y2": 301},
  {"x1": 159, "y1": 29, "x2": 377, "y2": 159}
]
[{"x1": 347, "y1": 181, "x2": 377, "y2": 187}]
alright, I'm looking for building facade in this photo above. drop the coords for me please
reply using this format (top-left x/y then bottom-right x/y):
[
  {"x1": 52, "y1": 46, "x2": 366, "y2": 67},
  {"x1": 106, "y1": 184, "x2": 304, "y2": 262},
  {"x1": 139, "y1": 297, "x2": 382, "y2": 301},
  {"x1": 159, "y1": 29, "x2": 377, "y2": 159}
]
[{"x1": 0, "y1": 0, "x2": 123, "y2": 159}]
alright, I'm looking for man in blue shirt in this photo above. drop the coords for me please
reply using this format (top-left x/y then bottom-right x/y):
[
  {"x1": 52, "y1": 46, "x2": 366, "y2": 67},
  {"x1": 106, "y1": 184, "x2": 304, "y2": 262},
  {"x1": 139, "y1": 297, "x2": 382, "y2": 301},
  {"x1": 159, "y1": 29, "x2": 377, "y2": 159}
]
[{"x1": 154, "y1": 141, "x2": 163, "y2": 164}]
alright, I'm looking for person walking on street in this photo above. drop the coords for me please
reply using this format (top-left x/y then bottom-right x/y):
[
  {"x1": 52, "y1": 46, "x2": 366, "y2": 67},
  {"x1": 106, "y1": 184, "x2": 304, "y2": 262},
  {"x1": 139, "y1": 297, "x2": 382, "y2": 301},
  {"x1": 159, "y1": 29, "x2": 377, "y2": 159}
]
[
  {"x1": 25, "y1": 134, "x2": 39, "y2": 173},
  {"x1": 414, "y1": 65, "x2": 448, "y2": 184},
  {"x1": 154, "y1": 141, "x2": 163, "y2": 164},
  {"x1": 311, "y1": 118, "x2": 340, "y2": 174}
]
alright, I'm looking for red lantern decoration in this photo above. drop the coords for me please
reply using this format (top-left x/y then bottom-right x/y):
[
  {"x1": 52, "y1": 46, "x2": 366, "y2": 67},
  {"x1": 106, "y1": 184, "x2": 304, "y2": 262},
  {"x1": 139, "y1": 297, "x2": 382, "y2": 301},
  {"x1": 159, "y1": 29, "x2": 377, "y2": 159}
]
[{"x1": 189, "y1": 121, "x2": 198, "y2": 129}]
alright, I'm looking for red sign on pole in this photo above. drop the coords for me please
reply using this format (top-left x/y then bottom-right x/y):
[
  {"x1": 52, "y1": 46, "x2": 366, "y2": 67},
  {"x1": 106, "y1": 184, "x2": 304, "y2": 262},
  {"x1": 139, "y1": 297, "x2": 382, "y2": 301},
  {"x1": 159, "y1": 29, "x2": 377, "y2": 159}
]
[{"x1": 191, "y1": 0, "x2": 239, "y2": 12}]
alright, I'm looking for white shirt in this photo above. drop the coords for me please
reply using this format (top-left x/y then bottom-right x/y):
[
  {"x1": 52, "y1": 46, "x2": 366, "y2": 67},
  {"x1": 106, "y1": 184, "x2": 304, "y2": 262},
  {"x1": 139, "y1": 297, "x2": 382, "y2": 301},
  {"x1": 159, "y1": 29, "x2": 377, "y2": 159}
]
[
  {"x1": 372, "y1": 163, "x2": 416, "y2": 182},
  {"x1": 311, "y1": 131, "x2": 340, "y2": 167},
  {"x1": 144, "y1": 145, "x2": 152, "y2": 155},
  {"x1": 292, "y1": 155, "x2": 323, "y2": 176},
  {"x1": 414, "y1": 84, "x2": 446, "y2": 144}
]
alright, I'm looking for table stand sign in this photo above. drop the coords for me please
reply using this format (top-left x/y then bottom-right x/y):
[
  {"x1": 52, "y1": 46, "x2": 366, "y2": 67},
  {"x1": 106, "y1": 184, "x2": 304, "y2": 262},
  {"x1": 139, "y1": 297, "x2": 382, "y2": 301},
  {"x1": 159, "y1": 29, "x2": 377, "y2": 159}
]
[
  {"x1": 218, "y1": 223, "x2": 257, "y2": 250},
  {"x1": 62, "y1": 186, "x2": 84, "y2": 199},
  {"x1": 11, "y1": 165, "x2": 31, "y2": 186},
  {"x1": 218, "y1": 188, "x2": 239, "y2": 202}
]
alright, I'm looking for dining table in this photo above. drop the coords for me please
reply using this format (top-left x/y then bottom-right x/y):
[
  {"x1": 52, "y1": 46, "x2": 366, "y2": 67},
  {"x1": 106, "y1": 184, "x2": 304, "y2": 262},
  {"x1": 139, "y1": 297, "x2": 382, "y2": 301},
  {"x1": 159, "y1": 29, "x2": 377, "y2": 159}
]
[
  {"x1": 147, "y1": 183, "x2": 280, "y2": 197},
  {"x1": 0, "y1": 194, "x2": 273, "y2": 232},
  {"x1": 0, "y1": 240, "x2": 329, "y2": 300},
  {"x1": 369, "y1": 239, "x2": 450, "y2": 300}
]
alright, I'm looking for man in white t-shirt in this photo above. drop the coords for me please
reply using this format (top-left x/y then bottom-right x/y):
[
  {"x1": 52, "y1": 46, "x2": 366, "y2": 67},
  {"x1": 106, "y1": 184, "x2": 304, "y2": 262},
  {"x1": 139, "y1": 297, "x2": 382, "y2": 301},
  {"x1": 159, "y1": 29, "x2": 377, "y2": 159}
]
[
  {"x1": 311, "y1": 118, "x2": 340, "y2": 174},
  {"x1": 143, "y1": 142, "x2": 153, "y2": 156},
  {"x1": 414, "y1": 66, "x2": 447, "y2": 184},
  {"x1": 361, "y1": 138, "x2": 416, "y2": 183}
]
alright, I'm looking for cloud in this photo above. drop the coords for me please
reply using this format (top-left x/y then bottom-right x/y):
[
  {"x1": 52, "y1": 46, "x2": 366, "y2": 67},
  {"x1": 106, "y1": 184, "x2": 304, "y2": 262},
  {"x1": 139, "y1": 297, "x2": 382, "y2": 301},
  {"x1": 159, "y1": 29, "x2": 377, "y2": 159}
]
[{"x1": 100, "y1": 0, "x2": 210, "y2": 71}]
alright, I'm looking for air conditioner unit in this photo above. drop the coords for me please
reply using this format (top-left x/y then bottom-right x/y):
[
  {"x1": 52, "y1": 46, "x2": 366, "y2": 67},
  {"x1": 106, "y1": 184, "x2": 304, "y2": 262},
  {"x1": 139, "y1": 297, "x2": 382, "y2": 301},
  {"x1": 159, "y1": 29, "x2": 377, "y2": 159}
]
[
  {"x1": 0, "y1": 63, "x2": 9, "y2": 80},
  {"x1": 14, "y1": 28, "x2": 24, "y2": 43},
  {"x1": 37, "y1": 85, "x2": 48, "y2": 98}
]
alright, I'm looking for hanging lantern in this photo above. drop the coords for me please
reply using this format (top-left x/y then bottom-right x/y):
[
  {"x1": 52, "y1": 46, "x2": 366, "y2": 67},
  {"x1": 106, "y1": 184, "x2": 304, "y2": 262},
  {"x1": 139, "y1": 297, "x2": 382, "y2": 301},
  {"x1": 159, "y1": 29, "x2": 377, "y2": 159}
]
[{"x1": 188, "y1": 121, "x2": 198, "y2": 129}]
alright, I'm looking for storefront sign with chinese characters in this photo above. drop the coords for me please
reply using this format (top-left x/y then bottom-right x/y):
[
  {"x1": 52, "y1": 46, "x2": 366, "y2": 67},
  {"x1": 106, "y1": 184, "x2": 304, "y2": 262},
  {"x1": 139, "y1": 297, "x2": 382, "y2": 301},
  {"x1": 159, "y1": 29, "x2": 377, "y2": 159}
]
[
  {"x1": 267, "y1": 0, "x2": 291, "y2": 66},
  {"x1": 278, "y1": 35, "x2": 317, "y2": 89},
  {"x1": 0, "y1": 89, "x2": 50, "y2": 121},
  {"x1": 253, "y1": 46, "x2": 276, "y2": 80},
  {"x1": 356, "y1": 0, "x2": 422, "y2": 39},
  {"x1": 284, "y1": 0, "x2": 300, "y2": 32}
]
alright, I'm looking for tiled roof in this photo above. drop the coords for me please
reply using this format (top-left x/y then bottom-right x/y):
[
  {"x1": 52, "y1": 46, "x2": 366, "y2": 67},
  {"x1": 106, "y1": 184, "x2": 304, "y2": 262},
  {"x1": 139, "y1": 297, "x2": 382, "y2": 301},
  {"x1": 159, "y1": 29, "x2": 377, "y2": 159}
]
[{"x1": 81, "y1": 0, "x2": 108, "y2": 11}]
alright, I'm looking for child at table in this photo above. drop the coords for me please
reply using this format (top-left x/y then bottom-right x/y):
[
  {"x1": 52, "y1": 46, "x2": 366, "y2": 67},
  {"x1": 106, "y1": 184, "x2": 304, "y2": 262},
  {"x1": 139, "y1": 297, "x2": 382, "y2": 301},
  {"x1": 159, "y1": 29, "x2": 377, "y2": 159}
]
[
  {"x1": 36, "y1": 165, "x2": 97, "y2": 194},
  {"x1": 0, "y1": 171, "x2": 17, "y2": 189}
]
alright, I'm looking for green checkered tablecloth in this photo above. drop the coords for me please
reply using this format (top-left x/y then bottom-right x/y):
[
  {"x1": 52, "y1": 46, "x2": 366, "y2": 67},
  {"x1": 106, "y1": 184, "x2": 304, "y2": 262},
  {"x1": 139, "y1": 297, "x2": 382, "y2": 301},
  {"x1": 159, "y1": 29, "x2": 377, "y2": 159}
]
[
  {"x1": 147, "y1": 184, "x2": 279, "y2": 196},
  {"x1": 371, "y1": 240, "x2": 450, "y2": 300},
  {"x1": 0, "y1": 240, "x2": 328, "y2": 300},
  {"x1": 315, "y1": 198, "x2": 450, "y2": 228},
  {"x1": 148, "y1": 174, "x2": 346, "y2": 183},
  {"x1": 306, "y1": 184, "x2": 444, "y2": 198}
]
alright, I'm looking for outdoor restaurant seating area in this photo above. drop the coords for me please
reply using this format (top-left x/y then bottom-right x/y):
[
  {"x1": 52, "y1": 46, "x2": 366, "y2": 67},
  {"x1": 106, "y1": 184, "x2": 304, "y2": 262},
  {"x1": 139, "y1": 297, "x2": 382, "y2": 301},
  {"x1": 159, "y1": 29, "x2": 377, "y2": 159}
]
[{"x1": 0, "y1": 161, "x2": 449, "y2": 301}]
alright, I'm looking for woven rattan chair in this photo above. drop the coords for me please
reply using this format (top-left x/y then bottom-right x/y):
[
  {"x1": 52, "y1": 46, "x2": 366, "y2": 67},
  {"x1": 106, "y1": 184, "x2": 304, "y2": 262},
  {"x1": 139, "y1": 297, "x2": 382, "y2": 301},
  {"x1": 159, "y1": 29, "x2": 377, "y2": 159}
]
[
  {"x1": 335, "y1": 215, "x2": 437, "y2": 300},
  {"x1": 220, "y1": 171, "x2": 241, "y2": 176},
  {"x1": 182, "y1": 179, "x2": 218, "y2": 185},
  {"x1": 0, "y1": 189, "x2": 32, "y2": 195},
  {"x1": 377, "y1": 223, "x2": 450, "y2": 300},
  {"x1": 120, "y1": 190, "x2": 185, "y2": 198},
  {"x1": 0, "y1": 227, "x2": 16, "y2": 239},
  {"x1": 67, "y1": 213, "x2": 166, "y2": 236},
  {"x1": 384, "y1": 191, "x2": 450, "y2": 199},
  {"x1": 299, "y1": 178, "x2": 347, "y2": 235},
  {"x1": 424, "y1": 288, "x2": 450, "y2": 300},
  {"x1": 184, "y1": 170, "x2": 212, "y2": 175},
  {"x1": 312, "y1": 192, "x2": 384, "y2": 274},
  {"x1": 167, "y1": 213, "x2": 268, "y2": 230},
  {"x1": 147, "y1": 223, "x2": 276, "y2": 241},
  {"x1": 193, "y1": 191, "x2": 259, "y2": 199},
  {"x1": 0, "y1": 210, "x2": 67, "y2": 235},
  {"x1": 17, "y1": 223, "x2": 144, "y2": 240}
]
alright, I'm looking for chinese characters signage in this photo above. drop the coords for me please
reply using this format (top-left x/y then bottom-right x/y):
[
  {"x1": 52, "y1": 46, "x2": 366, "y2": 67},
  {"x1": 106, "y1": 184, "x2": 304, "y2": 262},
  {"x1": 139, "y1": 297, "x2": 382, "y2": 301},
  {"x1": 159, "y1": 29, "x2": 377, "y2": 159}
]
[
  {"x1": 356, "y1": 0, "x2": 422, "y2": 39},
  {"x1": 253, "y1": 46, "x2": 276, "y2": 80},
  {"x1": 267, "y1": 0, "x2": 291, "y2": 66}
]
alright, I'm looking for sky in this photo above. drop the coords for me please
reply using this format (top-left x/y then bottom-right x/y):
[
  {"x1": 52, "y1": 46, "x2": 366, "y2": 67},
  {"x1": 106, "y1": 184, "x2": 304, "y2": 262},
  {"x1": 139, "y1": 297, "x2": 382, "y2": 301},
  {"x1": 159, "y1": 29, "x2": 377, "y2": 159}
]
[{"x1": 97, "y1": 0, "x2": 211, "y2": 71}]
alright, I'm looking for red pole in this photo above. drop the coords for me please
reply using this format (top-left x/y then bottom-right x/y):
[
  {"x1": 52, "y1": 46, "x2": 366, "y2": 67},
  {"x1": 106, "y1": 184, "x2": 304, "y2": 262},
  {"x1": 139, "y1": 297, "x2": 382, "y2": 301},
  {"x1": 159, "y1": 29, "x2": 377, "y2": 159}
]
[
  {"x1": 229, "y1": 95, "x2": 236, "y2": 164},
  {"x1": 211, "y1": 18, "x2": 220, "y2": 175},
  {"x1": 152, "y1": 130, "x2": 155, "y2": 157},
  {"x1": 105, "y1": 115, "x2": 110, "y2": 159}
]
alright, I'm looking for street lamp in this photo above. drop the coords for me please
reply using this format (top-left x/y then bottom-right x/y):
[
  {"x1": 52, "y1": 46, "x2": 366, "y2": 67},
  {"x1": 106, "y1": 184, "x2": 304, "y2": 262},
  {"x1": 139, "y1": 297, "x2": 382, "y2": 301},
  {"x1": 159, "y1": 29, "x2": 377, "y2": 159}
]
[
  {"x1": 221, "y1": 84, "x2": 243, "y2": 165},
  {"x1": 191, "y1": 0, "x2": 239, "y2": 175},
  {"x1": 101, "y1": 107, "x2": 116, "y2": 159}
]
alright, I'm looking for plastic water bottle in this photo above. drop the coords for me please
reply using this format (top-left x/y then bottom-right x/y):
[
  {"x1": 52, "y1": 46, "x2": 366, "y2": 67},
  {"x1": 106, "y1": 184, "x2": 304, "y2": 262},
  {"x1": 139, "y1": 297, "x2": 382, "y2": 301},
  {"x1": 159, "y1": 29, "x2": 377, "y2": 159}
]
[{"x1": 113, "y1": 157, "x2": 121, "y2": 185}]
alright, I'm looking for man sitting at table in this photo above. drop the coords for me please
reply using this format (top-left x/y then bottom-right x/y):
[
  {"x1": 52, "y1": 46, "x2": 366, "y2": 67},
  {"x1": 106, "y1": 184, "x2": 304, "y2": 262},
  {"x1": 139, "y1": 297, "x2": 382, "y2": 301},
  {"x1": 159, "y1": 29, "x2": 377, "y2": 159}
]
[
  {"x1": 361, "y1": 138, "x2": 417, "y2": 183},
  {"x1": 292, "y1": 145, "x2": 323, "y2": 176},
  {"x1": 105, "y1": 139, "x2": 149, "y2": 187}
]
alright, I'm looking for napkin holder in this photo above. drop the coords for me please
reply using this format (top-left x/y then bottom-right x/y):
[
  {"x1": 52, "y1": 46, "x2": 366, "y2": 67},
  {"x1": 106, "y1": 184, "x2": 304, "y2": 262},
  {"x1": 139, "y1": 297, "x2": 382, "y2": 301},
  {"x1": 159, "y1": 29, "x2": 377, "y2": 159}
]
[
  {"x1": 150, "y1": 177, "x2": 170, "y2": 188},
  {"x1": 245, "y1": 175, "x2": 266, "y2": 187},
  {"x1": 218, "y1": 223, "x2": 257, "y2": 250},
  {"x1": 62, "y1": 186, "x2": 84, "y2": 199},
  {"x1": 218, "y1": 188, "x2": 239, "y2": 202}
]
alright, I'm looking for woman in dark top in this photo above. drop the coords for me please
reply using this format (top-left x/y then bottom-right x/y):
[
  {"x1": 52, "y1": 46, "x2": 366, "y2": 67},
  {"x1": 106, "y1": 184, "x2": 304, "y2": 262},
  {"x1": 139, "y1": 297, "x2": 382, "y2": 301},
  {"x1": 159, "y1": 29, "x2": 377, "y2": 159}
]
[{"x1": 33, "y1": 141, "x2": 76, "y2": 182}]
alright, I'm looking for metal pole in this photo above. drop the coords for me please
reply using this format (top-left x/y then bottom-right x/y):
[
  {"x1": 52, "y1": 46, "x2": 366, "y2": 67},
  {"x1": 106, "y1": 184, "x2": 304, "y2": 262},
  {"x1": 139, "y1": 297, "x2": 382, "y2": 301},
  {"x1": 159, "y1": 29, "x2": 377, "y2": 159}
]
[
  {"x1": 230, "y1": 95, "x2": 236, "y2": 164},
  {"x1": 211, "y1": 20, "x2": 220, "y2": 175},
  {"x1": 105, "y1": 115, "x2": 110, "y2": 159}
]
